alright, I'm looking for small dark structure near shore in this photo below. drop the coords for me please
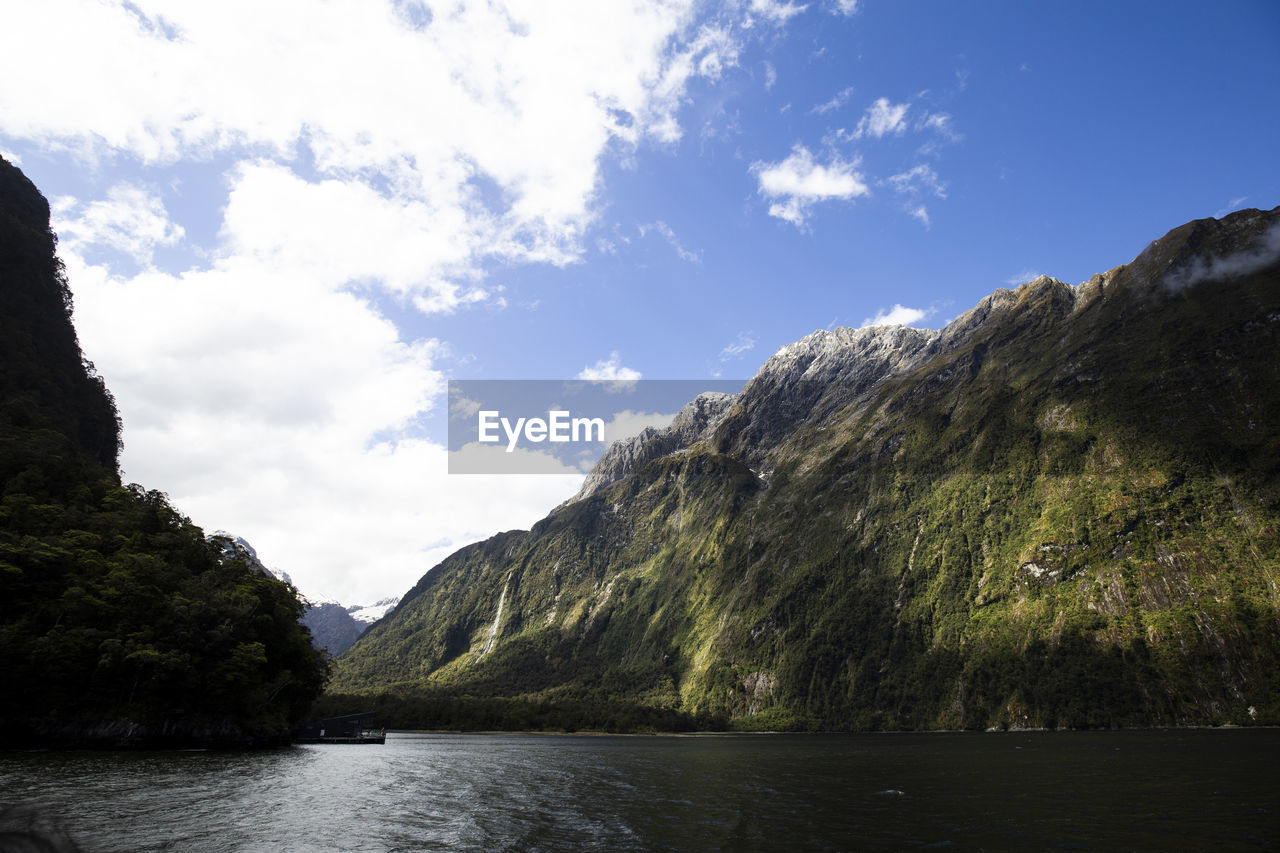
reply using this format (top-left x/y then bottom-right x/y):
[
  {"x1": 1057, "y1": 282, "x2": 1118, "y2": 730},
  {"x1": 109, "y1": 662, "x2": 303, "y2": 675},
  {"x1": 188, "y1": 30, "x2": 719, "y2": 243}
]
[{"x1": 295, "y1": 712, "x2": 385, "y2": 744}]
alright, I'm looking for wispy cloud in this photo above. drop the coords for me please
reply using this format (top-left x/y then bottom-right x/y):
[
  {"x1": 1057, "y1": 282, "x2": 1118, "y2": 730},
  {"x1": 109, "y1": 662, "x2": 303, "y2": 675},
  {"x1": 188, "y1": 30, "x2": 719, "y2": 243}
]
[
  {"x1": 1005, "y1": 269, "x2": 1044, "y2": 285},
  {"x1": 856, "y1": 97, "x2": 910, "y2": 138},
  {"x1": 886, "y1": 164, "x2": 947, "y2": 198},
  {"x1": 639, "y1": 220, "x2": 701, "y2": 263},
  {"x1": 1214, "y1": 196, "x2": 1249, "y2": 219},
  {"x1": 1164, "y1": 221, "x2": 1280, "y2": 293},
  {"x1": 885, "y1": 164, "x2": 946, "y2": 229},
  {"x1": 751, "y1": 144, "x2": 869, "y2": 228},
  {"x1": 718, "y1": 330, "x2": 757, "y2": 361},
  {"x1": 810, "y1": 86, "x2": 854, "y2": 115},
  {"x1": 750, "y1": 0, "x2": 809, "y2": 24},
  {"x1": 830, "y1": 0, "x2": 860, "y2": 15},
  {"x1": 918, "y1": 112, "x2": 961, "y2": 141},
  {"x1": 53, "y1": 185, "x2": 184, "y2": 267}
]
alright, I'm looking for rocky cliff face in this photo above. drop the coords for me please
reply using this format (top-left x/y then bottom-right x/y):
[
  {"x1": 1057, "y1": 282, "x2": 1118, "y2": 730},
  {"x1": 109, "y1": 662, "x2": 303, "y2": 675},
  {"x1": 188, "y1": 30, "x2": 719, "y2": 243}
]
[
  {"x1": 300, "y1": 603, "x2": 367, "y2": 656},
  {"x1": 333, "y1": 208, "x2": 1280, "y2": 731},
  {"x1": 0, "y1": 157, "x2": 121, "y2": 471},
  {"x1": 571, "y1": 391, "x2": 738, "y2": 502}
]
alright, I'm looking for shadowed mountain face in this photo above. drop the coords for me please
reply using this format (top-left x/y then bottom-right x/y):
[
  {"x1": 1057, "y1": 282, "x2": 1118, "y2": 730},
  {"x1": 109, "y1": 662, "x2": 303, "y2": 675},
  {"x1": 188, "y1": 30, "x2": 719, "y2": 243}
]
[
  {"x1": 0, "y1": 157, "x2": 328, "y2": 747},
  {"x1": 0, "y1": 158, "x2": 121, "y2": 472},
  {"x1": 332, "y1": 207, "x2": 1280, "y2": 731}
]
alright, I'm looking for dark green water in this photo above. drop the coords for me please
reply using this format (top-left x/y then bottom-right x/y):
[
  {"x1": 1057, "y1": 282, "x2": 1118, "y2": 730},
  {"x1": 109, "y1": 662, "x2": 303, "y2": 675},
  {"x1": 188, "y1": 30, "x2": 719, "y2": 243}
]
[{"x1": 1, "y1": 730, "x2": 1277, "y2": 851}]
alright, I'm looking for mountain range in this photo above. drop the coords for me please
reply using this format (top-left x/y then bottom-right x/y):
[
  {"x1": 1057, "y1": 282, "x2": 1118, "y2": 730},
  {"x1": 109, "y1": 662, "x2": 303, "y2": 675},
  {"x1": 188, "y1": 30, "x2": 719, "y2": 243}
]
[{"x1": 328, "y1": 207, "x2": 1280, "y2": 731}]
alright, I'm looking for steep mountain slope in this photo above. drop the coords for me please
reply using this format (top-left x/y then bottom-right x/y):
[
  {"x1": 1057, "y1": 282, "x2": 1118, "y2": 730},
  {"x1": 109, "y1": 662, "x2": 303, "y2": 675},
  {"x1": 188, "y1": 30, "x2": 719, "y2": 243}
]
[
  {"x1": 332, "y1": 208, "x2": 1280, "y2": 731},
  {"x1": 0, "y1": 157, "x2": 328, "y2": 747},
  {"x1": 300, "y1": 603, "x2": 367, "y2": 655},
  {"x1": 0, "y1": 160, "x2": 120, "y2": 471}
]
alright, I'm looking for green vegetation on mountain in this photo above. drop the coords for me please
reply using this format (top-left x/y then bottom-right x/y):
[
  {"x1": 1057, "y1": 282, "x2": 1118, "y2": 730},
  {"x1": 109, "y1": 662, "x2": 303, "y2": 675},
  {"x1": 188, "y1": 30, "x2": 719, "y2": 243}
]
[
  {"x1": 0, "y1": 157, "x2": 328, "y2": 747},
  {"x1": 332, "y1": 208, "x2": 1280, "y2": 731}
]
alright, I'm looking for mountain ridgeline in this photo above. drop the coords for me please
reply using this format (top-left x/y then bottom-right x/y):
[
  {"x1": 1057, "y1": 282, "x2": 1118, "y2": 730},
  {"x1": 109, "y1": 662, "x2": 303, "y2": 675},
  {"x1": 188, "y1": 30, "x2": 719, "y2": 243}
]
[
  {"x1": 0, "y1": 157, "x2": 328, "y2": 747},
  {"x1": 330, "y1": 207, "x2": 1280, "y2": 731}
]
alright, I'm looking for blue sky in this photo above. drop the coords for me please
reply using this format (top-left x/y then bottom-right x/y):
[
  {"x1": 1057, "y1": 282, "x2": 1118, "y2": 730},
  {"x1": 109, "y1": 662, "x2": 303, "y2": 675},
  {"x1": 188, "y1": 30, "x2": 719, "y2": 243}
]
[{"x1": 2, "y1": 0, "x2": 1277, "y2": 604}]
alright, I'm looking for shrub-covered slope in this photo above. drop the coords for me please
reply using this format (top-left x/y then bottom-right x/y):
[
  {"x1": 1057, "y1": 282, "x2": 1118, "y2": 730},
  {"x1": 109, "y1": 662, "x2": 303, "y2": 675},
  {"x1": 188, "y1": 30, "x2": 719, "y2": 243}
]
[
  {"x1": 332, "y1": 207, "x2": 1280, "y2": 731},
  {"x1": 0, "y1": 157, "x2": 328, "y2": 747}
]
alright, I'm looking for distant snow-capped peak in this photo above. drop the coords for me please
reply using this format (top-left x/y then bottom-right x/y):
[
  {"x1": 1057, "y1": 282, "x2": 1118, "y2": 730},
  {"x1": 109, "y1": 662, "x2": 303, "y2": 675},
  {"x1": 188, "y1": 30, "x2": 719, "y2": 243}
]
[{"x1": 347, "y1": 597, "x2": 400, "y2": 624}]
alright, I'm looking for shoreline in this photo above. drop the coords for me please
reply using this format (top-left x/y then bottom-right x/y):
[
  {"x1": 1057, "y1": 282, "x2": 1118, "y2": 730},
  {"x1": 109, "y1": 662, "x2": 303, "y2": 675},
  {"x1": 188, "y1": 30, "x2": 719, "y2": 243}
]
[{"x1": 7, "y1": 721, "x2": 1277, "y2": 753}]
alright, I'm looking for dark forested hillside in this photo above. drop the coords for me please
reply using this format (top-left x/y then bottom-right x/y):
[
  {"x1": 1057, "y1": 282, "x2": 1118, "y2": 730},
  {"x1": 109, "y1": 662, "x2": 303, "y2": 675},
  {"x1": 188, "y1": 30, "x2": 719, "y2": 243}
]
[
  {"x1": 0, "y1": 157, "x2": 328, "y2": 747},
  {"x1": 0, "y1": 160, "x2": 120, "y2": 471},
  {"x1": 331, "y1": 207, "x2": 1280, "y2": 732}
]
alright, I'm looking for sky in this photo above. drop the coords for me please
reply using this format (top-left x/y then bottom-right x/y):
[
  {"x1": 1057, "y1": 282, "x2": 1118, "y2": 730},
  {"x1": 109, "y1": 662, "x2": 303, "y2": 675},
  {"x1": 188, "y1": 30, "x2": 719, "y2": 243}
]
[{"x1": 2, "y1": 0, "x2": 1277, "y2": 606}]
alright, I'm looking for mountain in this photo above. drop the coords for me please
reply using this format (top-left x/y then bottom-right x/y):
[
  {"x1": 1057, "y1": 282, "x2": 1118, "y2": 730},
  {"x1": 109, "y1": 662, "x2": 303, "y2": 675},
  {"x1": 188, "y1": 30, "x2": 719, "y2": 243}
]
[
  {"x1": 299, "y1": 598, "x2": 400, "y2": 657},
  {"x1": 328, "y1": 207, "x2": 1280, "y2": 731},
  {"x1": 209, "y1": 531, "x2": 398, "y2": 655},
  {"x1": 348, "y1": 597, "x2": 401, "y2": 624},
  {"x1": 295, "y1": 603, "x2": 362, "y2": 656},
  {"x1": 0, "y1": 157, "x2": 328, "y2": 747}
]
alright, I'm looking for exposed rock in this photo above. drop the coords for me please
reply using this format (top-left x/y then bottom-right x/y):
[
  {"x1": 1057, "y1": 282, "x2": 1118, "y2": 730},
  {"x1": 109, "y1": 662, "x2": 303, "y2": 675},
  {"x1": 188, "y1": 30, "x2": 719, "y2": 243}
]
[{"x1": 570, "y1": 390, "x2": 738, "y2": 502}]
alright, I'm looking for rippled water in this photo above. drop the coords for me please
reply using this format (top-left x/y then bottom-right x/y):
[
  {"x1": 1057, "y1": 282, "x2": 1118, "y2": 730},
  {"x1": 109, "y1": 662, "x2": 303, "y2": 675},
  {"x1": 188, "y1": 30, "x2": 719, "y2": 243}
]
[{"x1": 2, "y1": 730, "x2": 1277, "y2": 851}]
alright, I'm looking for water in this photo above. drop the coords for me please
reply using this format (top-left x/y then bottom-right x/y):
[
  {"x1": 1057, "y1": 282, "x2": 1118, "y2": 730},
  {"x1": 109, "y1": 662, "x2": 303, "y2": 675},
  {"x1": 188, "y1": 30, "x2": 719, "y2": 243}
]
[{"x1": 1, "y1": 730, "x2": 1277, "y2": 851}]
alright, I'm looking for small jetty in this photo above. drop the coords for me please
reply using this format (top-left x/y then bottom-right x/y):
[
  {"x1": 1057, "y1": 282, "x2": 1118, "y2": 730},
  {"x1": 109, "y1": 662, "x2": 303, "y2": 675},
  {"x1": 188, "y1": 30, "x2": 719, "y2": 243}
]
[{"x1": 295, "y1": 712, "x2": 386, "y2": 745}]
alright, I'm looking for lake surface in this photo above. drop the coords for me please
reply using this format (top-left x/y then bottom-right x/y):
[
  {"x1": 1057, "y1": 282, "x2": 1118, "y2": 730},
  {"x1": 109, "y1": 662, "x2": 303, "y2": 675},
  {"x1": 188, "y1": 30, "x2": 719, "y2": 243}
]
[{"x1": 1, "y1": 729, "x2": 1277, "y2": 851}]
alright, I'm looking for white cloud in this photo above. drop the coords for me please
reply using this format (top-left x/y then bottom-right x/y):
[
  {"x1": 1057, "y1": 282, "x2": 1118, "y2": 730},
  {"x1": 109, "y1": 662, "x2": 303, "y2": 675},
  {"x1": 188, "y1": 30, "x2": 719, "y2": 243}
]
[
  {"x1": 53, "y1": 185, "x2": 184, "y2": 266},
  {"x1": 450, "y1": 441, "x2": 589, "y2": 476},
  {"x1": 603, "y1": 409, "x2": 678, "y2": 444},
  {"x1": 577, "y1": 352, "x2": 643, "y2": 382},
  {"x1": 854, "y1": 97, "x2": 910, "y2": 139},
  {"x1": 719, "y1": 330, "x2": 757, "y2": 361},
  {"x1": 0, "y1": 0, "x2": 740, "y2": 303},
  {"x1": 908, "y1": 206, "x2": 931, "y2": 228},
  {"x1": 1, "y1": 0, "x2": 808, "y2": 604},
  {"x1": 449, "y1": 393, "x2": 484, "y2": 421},
  {"x1": 752, "y1": 144, "x2": 869, "y2": 227},
  {"x1": 61, "y1": 243, "x2": 585, "y2": 604},
  {"x1": 810, "y1": 86, "x2": 855, "y2": 115},
  {"x1": 831, "y1": 0, "x2": 859, "y2": 14},
  {"x1": 750, "y1": 0, "x2": 809, "y2": 24},
  {"x1": 860, "y1": 304, "x2": 932, "y2": 328},
  {"x1": 639, "y1": 220, "x2": 701, "y2": 263}
]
